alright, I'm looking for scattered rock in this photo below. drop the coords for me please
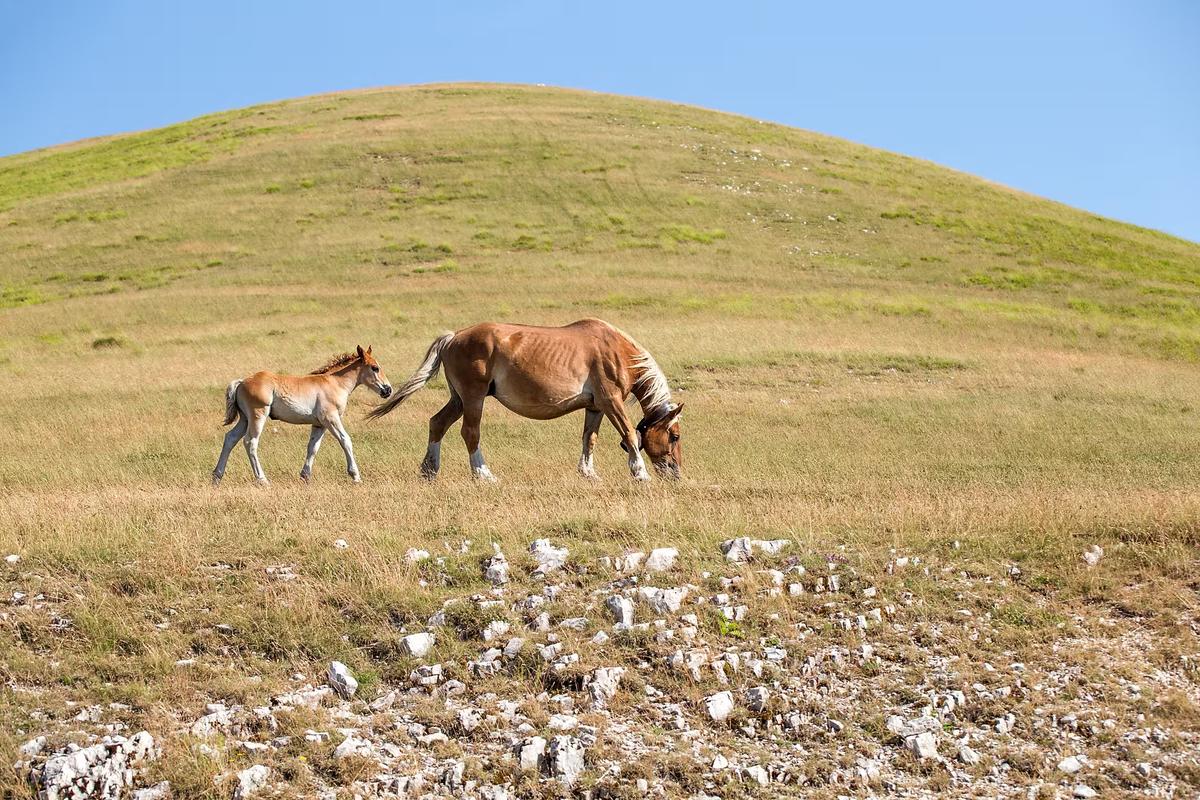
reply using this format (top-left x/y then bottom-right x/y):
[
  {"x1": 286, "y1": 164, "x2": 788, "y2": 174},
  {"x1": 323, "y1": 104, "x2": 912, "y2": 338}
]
[
  {"x1": 645, "y1": 547, "x2": 678, "y2": 572},
  {"x1": 327, "y1": 661, "x2": 358, "y2": 699},
  {"x1": 530, "y1": 539, "x2": 568, "y2": 576},
  {"x1": 590, "y1": 666, "x2": 625, "y2": 708},
  {"x1": 907, "y1": 731, "x2": 938, "y2": 761},
  {"x1": 400, "y1": 632, "x2": 435, "y2": 658},
  {"x1": 484, "y1": 544, "x2": 510, "y2": 585},
  {"x1": 37, "y1": 732, "x2": 158, "y2": 800},
  {"x1": 705, "y1": 690, "x2": 735, "y2": 723},
  {"x1": 547, "y1": 736, "x2": 586, "y2": 785},
  {"x1": 234, "y1": 764, "x2": 270, "y2": 800},
  {"x1": 515, "y1": 736, "x2": 547, "y2": 771},
  {"x1": 332, "y1": 538, "x2": 348, "y2": 550},
  {"x1": 1082, "y1": 545, "x2": 1103, "y2": 568},
  {"x1": 405, "y1": 548, "x2": 431, "y2": 564},
  {"x1": 605, "y1": 595, "x2": 634, "y2": 626}
]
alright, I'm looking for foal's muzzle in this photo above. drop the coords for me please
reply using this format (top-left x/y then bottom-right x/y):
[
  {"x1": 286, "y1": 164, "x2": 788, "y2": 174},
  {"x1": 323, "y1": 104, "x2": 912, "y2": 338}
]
[{"x1": 379, "y1": 385, "x2": 393, "y2": 399}]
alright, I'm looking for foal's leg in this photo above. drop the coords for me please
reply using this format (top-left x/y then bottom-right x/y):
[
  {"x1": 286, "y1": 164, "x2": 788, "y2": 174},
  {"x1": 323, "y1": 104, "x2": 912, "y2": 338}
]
[
  {"x1": 299, "y1": 425, "x2": 325, "y2": 483},
  {"x1": 213, "y1": 414, "x2": 248, "y2": 485},
  {"x1": 600, "y1": 399, "x2": 650, "y2": 482},
  {"x1": 578, "y1": 409, "x2": 603, "y2": 480},
  {"x1": 422, "y1": 392, "x2": 463, "y2": 480},
  {"x1": 460, "y1": 392, "x2": 497, "y2": 482},
  {"x1": 243, "y1": 408, "x2": 270, "y2": 485},
  {"x1": 325, "y1": 414, "x2": 361, "y2": 483}
]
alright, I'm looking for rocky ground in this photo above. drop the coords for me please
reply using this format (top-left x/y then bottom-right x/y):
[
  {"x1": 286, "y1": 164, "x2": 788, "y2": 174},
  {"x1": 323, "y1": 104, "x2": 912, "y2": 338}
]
[{"x1": 9, "y1": 538, "x2": 1200, "y2": 799}]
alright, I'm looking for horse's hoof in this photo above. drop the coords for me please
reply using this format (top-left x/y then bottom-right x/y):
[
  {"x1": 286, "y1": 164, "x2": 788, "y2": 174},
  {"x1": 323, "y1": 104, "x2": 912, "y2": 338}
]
[
  {"x1": 256, "y1": 479, "x2": 270, "y2": 487},
  {"x1": 211, "y1": 474, "x2": 222, "y2": 487},
  {"x1": 349, "y1": 475, "x2": 362, "y2": 484},
  {"x1": 420, "y1": 470, "x2": 438, "y2": 482},
  {"x1": 299, "y1": 472, "x2": 311, "y2": 484},
  {"x1": 472, "y1": 468, "x2": 499, "y2": 484},
  {"x1": 579, "y1": 471, "x2": 601, "y2": 482},
  {"x1": 632, "y1": 473, "x2": 652, "y2": 484}
]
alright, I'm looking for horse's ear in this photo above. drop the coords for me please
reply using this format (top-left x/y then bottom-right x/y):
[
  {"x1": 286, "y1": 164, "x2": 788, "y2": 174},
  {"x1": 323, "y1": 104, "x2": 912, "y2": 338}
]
[
  {"x1": 366, "y1": 345, "x2": 373, "y2": 355},
  {"x1": 356, "y1": 345, "x2": 365, "y2": 358},
  {"x1": 667, "y1": 403, "x2": 684, "y2": 423}
]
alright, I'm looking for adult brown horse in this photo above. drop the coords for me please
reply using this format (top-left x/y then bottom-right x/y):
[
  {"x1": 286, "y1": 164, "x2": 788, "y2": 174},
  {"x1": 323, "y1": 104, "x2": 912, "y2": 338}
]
[{"x1": 367, "y1": 319, "x2": 683, "y2": 482}]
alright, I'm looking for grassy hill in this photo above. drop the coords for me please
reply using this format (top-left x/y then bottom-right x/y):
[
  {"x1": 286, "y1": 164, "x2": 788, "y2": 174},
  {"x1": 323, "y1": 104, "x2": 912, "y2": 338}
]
[{"x1": 1, "y1": 84, "x2": 1198, "y2": 797}]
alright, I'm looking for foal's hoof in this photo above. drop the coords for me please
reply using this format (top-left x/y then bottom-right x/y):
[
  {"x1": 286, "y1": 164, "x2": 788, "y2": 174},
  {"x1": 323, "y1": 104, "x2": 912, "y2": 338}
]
[
  {"x1": 578, "y1": 470, "x2": 601, "y2": 482},
  {"x1": 299, "y1": 471, "x2": 311, "y2": 484},
  {"x1": 211, "y1": 473, "x2": 223, "y2": 487},
  {"x1": 255, "y1": 478, "x2": 271, "y2": 487},
  {"x1": 349, "y1": 474, "x2": 362, "y2": 484}
]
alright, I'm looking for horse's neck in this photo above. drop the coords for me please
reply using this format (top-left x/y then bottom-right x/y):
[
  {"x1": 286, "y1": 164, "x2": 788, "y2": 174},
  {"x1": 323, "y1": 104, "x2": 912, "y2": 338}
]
[
  {"x1": 325, "y1": 366, "x2": 361, "y2": 401},
  {"x1": 628, "y1": 363, "x2": 671, "y2": 419}
]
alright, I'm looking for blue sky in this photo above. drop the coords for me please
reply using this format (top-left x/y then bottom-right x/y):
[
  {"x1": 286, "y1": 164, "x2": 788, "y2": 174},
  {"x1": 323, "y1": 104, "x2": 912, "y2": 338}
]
[{"x1": 2, "y1": 2, "x2": 1197, "y2": 241}]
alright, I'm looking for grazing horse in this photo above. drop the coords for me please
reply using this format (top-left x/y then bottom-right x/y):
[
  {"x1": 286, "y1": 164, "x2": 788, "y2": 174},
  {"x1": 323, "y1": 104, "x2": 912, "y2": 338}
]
[
  {"x1": 366, "y1": 319, "x2": 683, "y2": 482},
  {"x1": 213, "y1": 345, "x2": 392, "y2": 485}
]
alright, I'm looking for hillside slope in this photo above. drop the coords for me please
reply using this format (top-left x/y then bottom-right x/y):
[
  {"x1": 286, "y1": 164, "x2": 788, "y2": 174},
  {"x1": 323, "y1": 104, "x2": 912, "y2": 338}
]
[{"x1": 0, "y1": 85, "x2": 1198, "y2": 798}]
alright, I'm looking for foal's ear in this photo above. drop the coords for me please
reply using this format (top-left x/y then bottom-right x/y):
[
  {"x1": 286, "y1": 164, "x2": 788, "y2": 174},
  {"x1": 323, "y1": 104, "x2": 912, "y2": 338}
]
[
  {"x1": 366, "y1": 344, "x2": 373, "y2": 355},
  {"x1": 666, "y1": 403, "x2": 684, "y2": 423},
  {"x1": 356, "y1": 344, "x2": 365, "y2": 358}
]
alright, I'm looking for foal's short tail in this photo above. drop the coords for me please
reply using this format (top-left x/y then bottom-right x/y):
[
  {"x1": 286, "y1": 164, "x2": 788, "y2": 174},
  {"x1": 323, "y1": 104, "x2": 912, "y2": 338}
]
[
  {"x1": 366, "y1": 332, "x2": 455, "y2": 420},
  {"x1": 222, "y1": 379, "x2": 243, "y2": 426}
]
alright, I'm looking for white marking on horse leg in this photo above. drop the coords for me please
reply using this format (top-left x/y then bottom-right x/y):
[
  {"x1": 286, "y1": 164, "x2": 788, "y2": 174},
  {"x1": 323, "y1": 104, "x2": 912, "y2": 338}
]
[
  {"x1": 300, "y1": 426, "x2": 325, "y2": 482},
  {"x1": 470, "y1": 448, "x2": 498, "y2": 482},
  {"x1": 629, "y1": 450, "x2": 651, "y2": 482},
  {"x1": 578, "y1": 451, "x2": 598, "y2": 480},
  {"x1": 421, "y1": 441, "x2": 442, "y2": 480},
  {"x1": 327, "y1": 422, "x2": 360, "y2": 483},
  {"x1": 243, "y1": 413, "x2": 268, "y2": 484}
]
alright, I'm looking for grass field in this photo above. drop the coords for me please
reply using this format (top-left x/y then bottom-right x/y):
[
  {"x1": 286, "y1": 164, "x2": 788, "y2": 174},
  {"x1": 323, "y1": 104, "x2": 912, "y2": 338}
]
[{"x1": 1, "y1": 84, "x2": 1198, "y2": 797}]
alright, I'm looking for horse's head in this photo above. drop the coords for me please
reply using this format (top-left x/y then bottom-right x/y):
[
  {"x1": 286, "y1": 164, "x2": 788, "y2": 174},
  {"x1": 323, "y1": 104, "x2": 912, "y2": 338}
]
[
  {"x1": 356, "y1": 345, "x2": 393, "y2": 398},
  {"x1": 637, "y1": 403, "x2": 684, "y2": 479}
]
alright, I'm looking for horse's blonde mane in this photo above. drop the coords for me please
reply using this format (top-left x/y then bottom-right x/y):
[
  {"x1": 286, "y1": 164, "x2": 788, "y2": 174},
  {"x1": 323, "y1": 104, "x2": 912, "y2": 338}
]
[
  {"x1": 610, "y1": 324, "x2": 672, "y2": 413},
  {"x1": 309, "y1": 352, "x2": 361, "y2": 375}
]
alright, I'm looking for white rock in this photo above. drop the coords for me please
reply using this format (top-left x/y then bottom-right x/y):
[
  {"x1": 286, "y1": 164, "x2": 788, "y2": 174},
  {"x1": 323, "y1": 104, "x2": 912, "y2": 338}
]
[
  {"x1": 400, "y1": 632, "x2": 435, "y2": 658},
  {"x1": 483, "y1": 620, "x2": 511, "y2": 641},
  {"x1": 458, "y1": 708, "x2": 483, "y2": 733},
  {"x1": 1082, "y1": 545, "x2": 1103, "y2": 567},
  {"x1": 405, "y1": 548, "x2": 431, "y2": 563},
  {"x1": 4, "y1": 554, "x2": 19, "y2": 564},
  {"x1": 590, "y1": 666, "x2": 625, "y2": 708},
  {"x1": 484, "y1": 544, "x2": 510, "y2": 585},
  {"x1": 547, "y1": 736, "x2": 586, "y2": 785},
  {"x1": 327, "y1": 661, "x2": 358, "y2": 699},
  {"x1": 1073, "y1": 786, "x2": 1098, "y2": 799},
  {"x1": 548, "y1": 713, "x2": 578, "y2": 731},
  {"x1": 1059, "y1": 755, "x2": 1086, "y2": 774},
  {"x1": 745, "y1": 765, "x2": 770, "y2": 786},
  {"x1": 907, "y1": 731, "x2": 938, "y2": 761},
  {"x1": 719, "y1": 537, "x2": 753, "y2": 562},
  {"x1": 133, "y1": 782, "x2": 171, "y2": 800},
  {"x1": 333, "y1": 735, "x2": 372, "y2": 759},
  {"x1": 638, "y1": 586, "x2": 688, "y2": 613},
  {"x1": 605, "y1": 595, "x2": 634, "y2": 626},
  {"x1": 332, "y1": 538, "x2": 348, "y2": 550},
  {"x1": 530, "y1": 539, "x2": 568, "y2": 575},
  {"x1": 705, "y1": 690, "x2": 735, "y2": 723},
  {"x1": 515, "y1": 736, "x2": 546, "y2": 771},
  {"x1": 234, "y1": 764, "x2": 270, "y2": 800},
  {"x1": 19, "y1": 735, "x2": 46, "y2": 757},
  {"x1": 958, "y1": 745, "x2": 981, "y2": 765},
  {"x1": 645, "y1": 547, "x2": 678, "y2": 572},
  {"x1": 745, "y1": 686, "x2": 770, "y2": 713}
]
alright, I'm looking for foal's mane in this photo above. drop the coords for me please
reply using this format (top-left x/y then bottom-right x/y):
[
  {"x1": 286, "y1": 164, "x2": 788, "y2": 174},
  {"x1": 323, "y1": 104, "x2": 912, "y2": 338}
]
[{"x1": 309, "y1": 352, "x2": 361, "y2": 375}]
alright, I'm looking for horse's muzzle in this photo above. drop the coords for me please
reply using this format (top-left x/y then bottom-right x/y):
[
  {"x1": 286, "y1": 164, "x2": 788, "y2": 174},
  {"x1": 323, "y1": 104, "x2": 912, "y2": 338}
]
[{"x1": 379, "y1": 385, "x2": 393, "y2": 399}]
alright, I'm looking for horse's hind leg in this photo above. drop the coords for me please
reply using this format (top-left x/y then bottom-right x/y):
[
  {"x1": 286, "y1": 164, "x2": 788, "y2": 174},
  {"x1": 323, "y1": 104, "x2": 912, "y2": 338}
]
[
  {"x1": 578, "y1": 409, "x2": 603, "y2": 480},
  {"x1": 460, "y1": 392, "x2": 497, "y2": 482},
  {"x1": 299, "y1": 425, "x2": 325, "y2": 483},
  {"x1": 422, "y1": 392, "x2": 463, "y2": 480},
  {"x1": 243, "y1": 408, "x2": 270, "y2": 485},
  {"x1": 213, "y1": 414, "x2": 248, "y2": 485}
]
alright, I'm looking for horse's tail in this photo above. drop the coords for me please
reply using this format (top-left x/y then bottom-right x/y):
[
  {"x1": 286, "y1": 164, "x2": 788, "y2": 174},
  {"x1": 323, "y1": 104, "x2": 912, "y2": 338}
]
[
  {"x1": 222, "y1": 379, "x2": 243, "y2": 426},
  {"x1": 366, "y1": 332, "x2": 455, "y2": 420}
]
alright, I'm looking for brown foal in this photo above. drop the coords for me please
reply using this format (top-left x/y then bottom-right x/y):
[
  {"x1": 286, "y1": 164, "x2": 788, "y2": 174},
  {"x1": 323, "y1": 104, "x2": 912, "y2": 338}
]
[
  {"x1": 367, "y1": 319, "x2": 682, "y2": 482},
  {"x1": 213, "y1": 346, "x2": 392, "y2": 485}
]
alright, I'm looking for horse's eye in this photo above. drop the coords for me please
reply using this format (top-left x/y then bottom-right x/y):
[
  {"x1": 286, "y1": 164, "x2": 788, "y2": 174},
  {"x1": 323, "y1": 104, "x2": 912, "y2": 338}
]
[
  {"x1": 669, "y1": 433, "x2": 680, "y2": 443},
  {"x1": 371, "y1": 365, "x2": 380, "y2": 372}
]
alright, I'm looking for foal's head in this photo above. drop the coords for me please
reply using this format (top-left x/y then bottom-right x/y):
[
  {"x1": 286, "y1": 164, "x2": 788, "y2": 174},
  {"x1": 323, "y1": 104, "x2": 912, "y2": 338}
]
[
  {"x1": 355, "y1": 345, "x2": 393, "y2": 398},
  {"x1": 637, "y1": 403, "x2": 684, "y2": 479}
]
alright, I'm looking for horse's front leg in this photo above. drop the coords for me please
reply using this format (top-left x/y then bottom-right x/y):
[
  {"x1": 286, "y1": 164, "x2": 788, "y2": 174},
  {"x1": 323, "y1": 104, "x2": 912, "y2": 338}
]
[
  {"x1": 324, "y1": 414, "x2": 361, "y2": 483},
  {"x1": 578, "y1": 409, "x2": 603, "y2": 480},
  {"x1": 601, "y1": 400, "x2": 650, "y2": 482},
  {"x1": 299, "y1": 425, "x2": 325, "y2": 483}
]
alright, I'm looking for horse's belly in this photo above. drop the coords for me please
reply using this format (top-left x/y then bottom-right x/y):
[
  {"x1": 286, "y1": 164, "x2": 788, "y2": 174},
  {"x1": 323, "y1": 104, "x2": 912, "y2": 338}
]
[
  {"x1": 269, "y1": 395, "x2": 314, "y2": 424},
  {"x1": 490, "y1": 368, "x2": 591, "y2": 420}
]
